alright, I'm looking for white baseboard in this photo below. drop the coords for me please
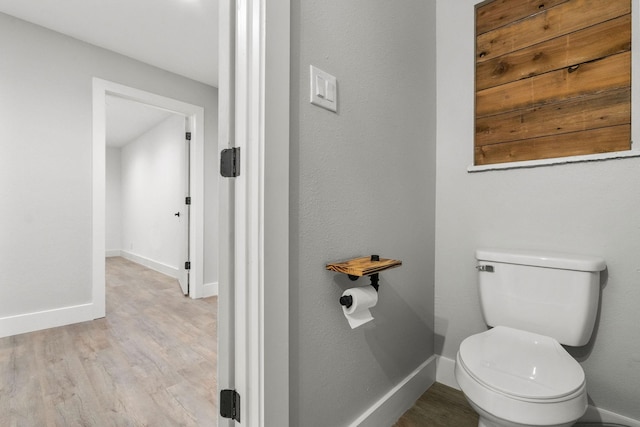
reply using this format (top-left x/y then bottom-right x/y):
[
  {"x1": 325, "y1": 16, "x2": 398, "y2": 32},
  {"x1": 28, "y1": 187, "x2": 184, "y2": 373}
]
[
  {"x1": 105, "y1": 249, "x2": 121, "y2": 257},
  {"x1": 349, "y1": 355, "x2": 436, "y2": 427},
  {"x1": 435, "y1": 354, "x2": 640, "y2": 426},
  {"x1": 579, "y1": 404, "x2": 640, "y2": 427},
  {"x1": 435, "y1": 354, "x2": 459, "y2": 389},
  {"x1": 0, "y1": 302, "x2": 97, "y2": 338},
  {"x1": 120, "y1": 250, "x2": 179, "y2": 279},
  {"x1": 203, "y1": 282, "x2": 219, "y2": 297}
]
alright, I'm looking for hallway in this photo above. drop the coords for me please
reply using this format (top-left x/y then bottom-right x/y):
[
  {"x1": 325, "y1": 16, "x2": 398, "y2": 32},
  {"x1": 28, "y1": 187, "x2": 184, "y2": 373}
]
[{"x1": 0, "y1": 257, "x2": 218, "y2": 426}]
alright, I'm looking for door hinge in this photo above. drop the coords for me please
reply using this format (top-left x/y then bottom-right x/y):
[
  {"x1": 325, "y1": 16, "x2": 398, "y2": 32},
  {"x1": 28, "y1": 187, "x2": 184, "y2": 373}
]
[
  {"x1": 185, "y1": 196, "x2": 191, "y2": 205},
  {"x1": 220, "y1": 147, "x2": 240, "y2": 178},
  {"x1": 185, "y1": 261, "x2": 191, "y2": 270},
  {"x1": 220, "y1": 389, "x2": 240, "y2": 422},
  {"x1": 186, "y1": 132, "x2": 192, "y2": 141}
]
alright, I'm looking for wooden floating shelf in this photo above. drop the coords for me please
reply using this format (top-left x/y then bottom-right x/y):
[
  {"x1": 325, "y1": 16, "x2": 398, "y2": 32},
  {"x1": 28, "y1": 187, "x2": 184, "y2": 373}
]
[{"x1": 326, "y1": 256, "x2": 402, "y2": 277}]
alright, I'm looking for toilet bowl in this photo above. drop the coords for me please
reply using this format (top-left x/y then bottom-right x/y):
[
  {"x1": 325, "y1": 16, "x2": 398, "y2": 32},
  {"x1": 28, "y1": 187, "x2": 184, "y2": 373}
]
[
  {"x1": 456, "y1": 249, "x2": 606, "y2": 427},
  {"x1": 455, "y1": 326, "x2": 587, "y2": 427}
]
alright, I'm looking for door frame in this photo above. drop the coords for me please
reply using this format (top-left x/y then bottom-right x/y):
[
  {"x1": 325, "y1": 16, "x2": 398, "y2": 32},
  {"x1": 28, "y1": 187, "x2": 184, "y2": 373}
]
[
  {"x1": 92, "y1": 78, "x2": 206, "y2": 317},
  {"x1": 218, "y1": 0, "x2": 290, "y2": 425}
]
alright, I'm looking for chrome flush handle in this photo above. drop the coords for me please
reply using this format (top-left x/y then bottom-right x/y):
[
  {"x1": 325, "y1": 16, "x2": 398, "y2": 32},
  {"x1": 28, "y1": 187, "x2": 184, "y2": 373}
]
[{"x1": 476, "y1": 265, "x2": 494, "y2": 272}]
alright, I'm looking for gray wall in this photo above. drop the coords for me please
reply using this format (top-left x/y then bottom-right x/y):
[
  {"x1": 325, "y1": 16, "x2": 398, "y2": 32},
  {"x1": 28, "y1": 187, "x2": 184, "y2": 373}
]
[
  {"x1": 0, "y1": 13, "x2": 218, "y2": 323},
  {"x1": 120, "y1": 115, "x2": 185, "y2": 271},
  {"x1": 435, "y1": 0, "x2": 640, "y2": 421},
  {"x1": 290, "y1": 1, "x2": 437, "y2": 425}
]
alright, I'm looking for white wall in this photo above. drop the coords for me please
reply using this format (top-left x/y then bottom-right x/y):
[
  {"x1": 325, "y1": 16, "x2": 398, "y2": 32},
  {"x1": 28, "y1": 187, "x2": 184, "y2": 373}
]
[
  {"x1": 105, "y1": 147, "x2": 122, "y2": 255},
  {"x1": 290, "y1": 1, "x2": 437, "y2": 425},
  {"x1": 435, "y1": 0, "x2": 640, "y2": 422},
  {"x1": 120, "y1": 115, "x2": 184, "y2": 273},
  {"x1": 0, "y1": 12, "x2": 218, "y2": 335}
]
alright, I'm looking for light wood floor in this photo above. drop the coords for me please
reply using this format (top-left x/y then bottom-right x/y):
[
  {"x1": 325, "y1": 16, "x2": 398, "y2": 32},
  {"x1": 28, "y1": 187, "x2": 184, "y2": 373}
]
[
  {"x1": 394, "y1": 382, "x2": 479, "y2": 427},
  {"x1": 0, "y1": 257, "x2": 218, "y2": 427}
]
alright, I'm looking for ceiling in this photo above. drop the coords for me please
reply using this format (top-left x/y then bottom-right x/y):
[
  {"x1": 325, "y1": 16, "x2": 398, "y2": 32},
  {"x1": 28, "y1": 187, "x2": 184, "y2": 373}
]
[
  {"x1": 0, "y1": 0, "x2": 218, "y2": 87},
  {"x1": 0, "y1": 0, "x2": 218, "y2": 148},
  {"x1": 105, "y1": 96, "x2": 176, "y2": 148}
]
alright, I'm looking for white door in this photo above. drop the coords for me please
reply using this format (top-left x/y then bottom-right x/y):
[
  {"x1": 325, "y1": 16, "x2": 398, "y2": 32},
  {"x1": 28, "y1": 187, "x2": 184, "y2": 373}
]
[
  {"x1": 218, "y1": 0, "x2": 290, "y2": 425},
  {"x1": 177, "y1": 120, "x2": 191, "y2": 296},
  {"x1": 217, "y1": 0, "x2": 235, "y2": 424}
]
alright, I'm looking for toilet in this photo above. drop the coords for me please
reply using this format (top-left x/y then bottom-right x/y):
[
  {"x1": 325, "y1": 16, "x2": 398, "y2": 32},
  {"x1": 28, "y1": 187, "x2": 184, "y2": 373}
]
[{"x1": 455, "y1": 248, "x2": 606, "y2": 427}]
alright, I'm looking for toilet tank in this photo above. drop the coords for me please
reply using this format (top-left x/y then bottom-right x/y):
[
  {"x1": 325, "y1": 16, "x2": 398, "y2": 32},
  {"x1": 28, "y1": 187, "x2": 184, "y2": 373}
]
[{"x1": 476, "y1": 248, "x2": 606, "y2": 346}]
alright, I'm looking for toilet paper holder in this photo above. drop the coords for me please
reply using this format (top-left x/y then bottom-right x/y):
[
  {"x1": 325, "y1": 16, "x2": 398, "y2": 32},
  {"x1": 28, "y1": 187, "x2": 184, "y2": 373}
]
[
  {"x1": 340, "y1": 271, "x2": 379, "y2": 309},
  {"x1": 326, "y1": 254, "x2": 402, "y2": 306}
]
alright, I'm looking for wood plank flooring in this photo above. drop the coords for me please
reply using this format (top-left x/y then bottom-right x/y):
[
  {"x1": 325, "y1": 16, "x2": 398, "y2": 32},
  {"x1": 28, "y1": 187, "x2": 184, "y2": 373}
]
[
  {"x1": 393, "y1": 382, "x2": 479, "y2": 427},
  {"x1": 0, "y1": 257, "x2": 218, "y2": 427}
]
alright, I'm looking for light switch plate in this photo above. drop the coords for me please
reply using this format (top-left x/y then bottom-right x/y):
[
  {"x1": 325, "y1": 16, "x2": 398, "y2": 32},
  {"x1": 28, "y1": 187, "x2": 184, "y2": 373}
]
[{"x1": 310, "y1": 65, "x2": 337, "y2": 113}]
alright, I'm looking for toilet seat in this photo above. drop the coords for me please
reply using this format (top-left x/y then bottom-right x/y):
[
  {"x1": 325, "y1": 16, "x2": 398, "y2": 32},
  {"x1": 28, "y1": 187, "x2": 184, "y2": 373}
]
[{"x1": 458, "y1": 326, "x2": 585, "y2": 401}]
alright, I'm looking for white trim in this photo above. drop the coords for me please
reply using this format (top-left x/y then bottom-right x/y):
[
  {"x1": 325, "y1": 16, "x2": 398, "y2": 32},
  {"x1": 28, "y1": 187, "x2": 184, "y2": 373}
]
[
  {"x1": 579, "y1": 405, "x2": 640, "y2": 427},
  {"x1": 105, "y1": 249, "x2": 121, "y2": 258},
  {"x1": 219, "y1": 1, "x2": 290, "y2": 425},
  {"x1": 349, "y1": 356, "x2": 437, "y2": 427},
  {"x1": 92, "y1": 78, "x2": 205, "y2": 306},
  {"x1": 0, "y1": 303, "x2": 95, "y2": 339},
  {"x1": 468, "y1": 150, "x2": 640, "y2": 173},
  {"x1": 232, "y1": 0, "x2": 262, "y2": 424},
  {"x1": 92, "y1": 83, "x2": 107, "y2": 319},
  {"x1": 217, "y1": 0, "x2": 234, "y2": 425},
  {"x1": 120, "y1": 250, "x2": 179, "y2": 279},
  {"x1": 203, "y1": 282, "x2": 219, "y2": 298},
  {"x1": 435, "y1": 354, "x2": 459, "y2": 390},
  {"x1": 223, "y1": 0, "x2": 290, "y2": 425},
  {"x1": 633, "y1": 0, "x2": 640, "y2": 151}
]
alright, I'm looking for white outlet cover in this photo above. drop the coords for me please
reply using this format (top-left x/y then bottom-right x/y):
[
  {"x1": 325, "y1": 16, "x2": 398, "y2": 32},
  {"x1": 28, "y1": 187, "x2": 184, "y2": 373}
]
[{"x1": 310, "y1": 65, "x2": 337, "y2": 113}]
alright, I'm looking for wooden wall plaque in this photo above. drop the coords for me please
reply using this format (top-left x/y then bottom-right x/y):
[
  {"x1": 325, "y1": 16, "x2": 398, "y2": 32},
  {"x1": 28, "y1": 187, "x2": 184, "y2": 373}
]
[{"x1": 474, "y1": 0, "x2": 632, "y2": 166}]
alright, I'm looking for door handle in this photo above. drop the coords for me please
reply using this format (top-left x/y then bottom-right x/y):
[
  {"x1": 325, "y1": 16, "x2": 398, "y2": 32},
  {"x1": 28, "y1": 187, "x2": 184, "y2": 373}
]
[{"x1": 174, "y1": 212, "x2": 180, "y2": 217}]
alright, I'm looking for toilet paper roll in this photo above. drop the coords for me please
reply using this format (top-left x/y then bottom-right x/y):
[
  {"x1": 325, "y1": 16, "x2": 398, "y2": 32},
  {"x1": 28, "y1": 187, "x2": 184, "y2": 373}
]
[{"x1": 342, "y1": 287, "x2": 378, "y2": 329}]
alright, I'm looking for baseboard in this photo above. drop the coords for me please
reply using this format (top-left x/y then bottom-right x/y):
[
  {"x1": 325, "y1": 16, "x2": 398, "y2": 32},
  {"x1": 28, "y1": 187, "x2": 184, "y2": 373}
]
[
  {"x1": 120, "y1": 250, "x2": 179, "y2": 278},
  {"x1": 435, "y1": 354, "x2": 459, "y2": 389},
  {"x1": 105, "y1": 249, "x2": 121, "y2": 257},
  {"x1": 0, "y1": 302, "x2": 96, "y2": 338},
  {"x1": 349, "y1": 355, "x2": 436, "y2": 427},
  {"x1": 203, "y1": 282, "x2": 219, "y2": 297},
  {"x1": 579, "y1": 404, "x2": 640, "y2": 427}
]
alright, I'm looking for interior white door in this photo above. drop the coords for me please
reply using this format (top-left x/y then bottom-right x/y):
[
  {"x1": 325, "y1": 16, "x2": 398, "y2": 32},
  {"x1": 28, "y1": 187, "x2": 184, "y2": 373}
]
[
  {"x1": 177, "y1": 120, "x2": 191, "y2": 296},
  {"x1": 218, "y1": 0, "x2": 236, "y2": 425}
]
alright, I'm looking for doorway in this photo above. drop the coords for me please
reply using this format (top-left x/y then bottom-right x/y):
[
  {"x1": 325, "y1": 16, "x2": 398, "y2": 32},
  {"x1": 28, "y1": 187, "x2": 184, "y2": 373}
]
[
  {"x1": 92, "y1": 78, "x2": 206, "y2": 319},
  {"x1": 105, "y1": 96, "x2": 191, "y2": 295}
]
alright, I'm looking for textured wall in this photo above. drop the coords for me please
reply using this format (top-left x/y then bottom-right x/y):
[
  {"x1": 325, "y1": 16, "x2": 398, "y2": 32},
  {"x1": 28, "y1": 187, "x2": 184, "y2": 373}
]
[
  {"x1": 435, "y1": 0, "x2": 640, "y2": 422},
  {"x1": 290, "y1": 1, "x2": 437, "y2": 425}
]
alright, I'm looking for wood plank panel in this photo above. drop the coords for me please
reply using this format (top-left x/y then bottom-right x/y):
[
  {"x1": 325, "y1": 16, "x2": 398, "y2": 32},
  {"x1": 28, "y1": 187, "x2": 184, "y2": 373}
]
[
  {"x1": 476, "y1": 14, "x2": 631, "y2": 91},
  {"x1": 476, "y1": 0, "x2": 569, "y2": 35},
  {"x1": 476, "y1": 88, "x2": 631, "y2": 146},
  {"x1": 326, "y1": 256, "x2": 402, "y2": 277},
  {"x1": 474, "y1": 124, "x2": 631, "y2": 165},
  {"x1": 476, "y1": 51, "x2": 630, "y2": 117},
  {"x1": 476, "y1": 0, "x2": 630, "y2": 63}
]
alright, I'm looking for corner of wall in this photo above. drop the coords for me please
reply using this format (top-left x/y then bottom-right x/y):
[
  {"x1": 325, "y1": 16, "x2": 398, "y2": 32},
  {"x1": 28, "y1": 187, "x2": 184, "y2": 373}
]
[
  {"x1": 435, "y1": 354, "x2": 459, "y2": 390},
  {"x1": 349, "y1": 356, "x2": 437, "y2": 427}
]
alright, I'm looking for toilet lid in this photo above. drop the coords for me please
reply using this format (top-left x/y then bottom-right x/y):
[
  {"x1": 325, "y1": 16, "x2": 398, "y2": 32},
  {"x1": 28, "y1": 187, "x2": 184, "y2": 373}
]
[{"x1": 459, "y1": 326, "x2": 585, "y2": 400}]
